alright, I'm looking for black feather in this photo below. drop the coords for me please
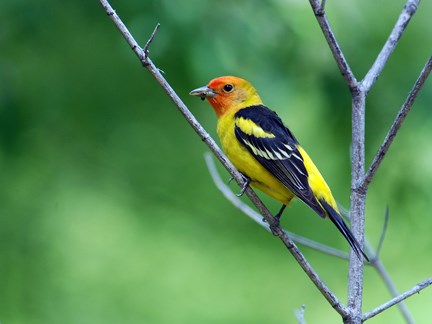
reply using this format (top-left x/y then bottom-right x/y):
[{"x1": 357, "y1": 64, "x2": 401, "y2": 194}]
[
  {"x1": 320, "y1": 200, "x2": 369, "y2": 261},
  {"x1": 234, "y1": 105, "x2": 325, "y2": 218},
  {"x1": 234, "y1": 105, "x2": 369, "y2": 261}
]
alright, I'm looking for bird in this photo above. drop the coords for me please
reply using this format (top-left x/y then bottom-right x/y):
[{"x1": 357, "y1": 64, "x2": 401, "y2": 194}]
[{"x1": 190, "y1": 76, "x2": 368, "y2": 261}]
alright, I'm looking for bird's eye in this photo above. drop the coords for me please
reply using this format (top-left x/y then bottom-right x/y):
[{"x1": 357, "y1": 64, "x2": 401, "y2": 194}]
[{"x1": 223, "y1": 84, "x2": 234, "y2": 92}]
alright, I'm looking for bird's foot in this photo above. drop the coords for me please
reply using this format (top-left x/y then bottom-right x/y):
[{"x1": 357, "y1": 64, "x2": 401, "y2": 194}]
[
  {"x1": 269, "y1": 216, "x2": 281, "y2": 236},
  {"x1": 236, "y1": 176, "x2": 251, "y2": 197},
  {"x1": 262, "y1": 215, "x2": 280, "y2": 225},
  {"x1": 262, "y1": 205, "x2": 286, "y2": 236},
  {"x1": 228, "y1": 175, "x2": 251, "y2": 197},
  {"x1": 275, "y1": 204, "x2": 287, "y2": 219}
]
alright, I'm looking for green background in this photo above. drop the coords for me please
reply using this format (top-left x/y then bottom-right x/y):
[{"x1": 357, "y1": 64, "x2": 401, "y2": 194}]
[{"x1": 1, "y1": 0, "x2": 431, "y2": 323}]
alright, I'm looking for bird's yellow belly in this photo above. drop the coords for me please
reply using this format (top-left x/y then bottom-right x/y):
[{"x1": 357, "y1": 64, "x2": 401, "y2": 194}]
[{"x1": 218, "y1": 120, "x2": 295, "y2": 205}]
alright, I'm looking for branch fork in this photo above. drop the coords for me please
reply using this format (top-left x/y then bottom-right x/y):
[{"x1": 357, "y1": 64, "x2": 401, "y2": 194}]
[{"x1": 99, "y1": 0, "x2": 431, "y2": 322}]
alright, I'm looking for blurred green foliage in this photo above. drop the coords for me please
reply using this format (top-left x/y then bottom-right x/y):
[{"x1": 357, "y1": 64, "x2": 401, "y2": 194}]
[{"x1": 1, "y1": 0, "x2": 431, "y2": 323}]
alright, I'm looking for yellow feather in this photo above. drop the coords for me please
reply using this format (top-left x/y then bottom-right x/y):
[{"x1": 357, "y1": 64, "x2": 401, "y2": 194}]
[
  {"x1": 215, "y1": 101, "x2": 338, "y2": 214},
  {"x1": 297, "y1": 146, "x2": 339, "y2": 211},
  {"x1": 190, "y1": 75, "x2": 367, "y2": 260},
  {"x1": 217, "y1": 109, "x2": 295, "y2": 205},
  {"x1": 235, "y1": 117, "x2": 275, "y2": 138}
]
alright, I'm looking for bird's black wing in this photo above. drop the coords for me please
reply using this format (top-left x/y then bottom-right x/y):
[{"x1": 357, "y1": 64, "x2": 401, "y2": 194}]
[{"x1": 234, "y1": 105, "x2": 325, "y2": 218}]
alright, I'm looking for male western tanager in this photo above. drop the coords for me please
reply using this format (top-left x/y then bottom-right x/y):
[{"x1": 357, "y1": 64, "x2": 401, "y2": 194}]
[{"x1": 190, "y1": 76, "x2": 367, "y2": 261}]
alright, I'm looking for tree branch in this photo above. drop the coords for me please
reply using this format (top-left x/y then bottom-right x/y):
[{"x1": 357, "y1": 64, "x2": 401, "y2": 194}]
[
  {"x1": 363, "y1": 207, "x2": 413, "y2": 323},
  {"x1": 207, "y1": 150, "x2": 423, "y2": 324},
  {"x1": 204, "y1": 153, "x2": 350, "y2": 260},
  {"x1": 143, "y1": 23, "x2": 160, "y2": 58},
  {"x1": 100, "y1": 0, "x2": 431, "y2": 322},
  {"x1": 365, "y1": 245, "x2": 414, "y2": 324},
  {"x1": 374, "y1": 206, "x2": 389, "y2": 260},
  {"x1": 361, "y1": 0, "x2": 420, "y2": 93},
  {"x1": 306, "y1": 1, "x2": 425, "y2": 322},
  {"x1": 295, "y1": 304, "x2": 307, "y2": 324},
  {"x1": 346, "y1": 91, "x2": 367, "y2": 324},
  {"x1": 99, "y1": 0, "x2": 349, "y2": 317},
  {"x1": 362, "y1": 278, "x2": 432, "y2": 321},
  {"x1": 208, "y1": 145, "x2": 422, "y2": 324},
  {"x1": 359, "y1": 55, "x2": 432, "y2": 191},
  {"x1": 308, "y1": 0, "x2": 358, "y2": 91}
]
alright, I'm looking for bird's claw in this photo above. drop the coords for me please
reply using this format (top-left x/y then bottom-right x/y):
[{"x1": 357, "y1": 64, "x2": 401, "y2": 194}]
[
  {"x1": 236, "y1": 177, "x2": 251, "y2": 197},
  {"x1": 227, "y1": 175, "x2": 251, "y2": 197}
]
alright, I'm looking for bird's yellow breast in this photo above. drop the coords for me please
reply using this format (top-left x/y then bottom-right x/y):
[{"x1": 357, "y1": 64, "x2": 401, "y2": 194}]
[
  {"x1": 216, "y1": 110, "x2": 295, "y2": 205},
  {"x1": 216, "y1": 109, "x2": 339, "y2": 212}
]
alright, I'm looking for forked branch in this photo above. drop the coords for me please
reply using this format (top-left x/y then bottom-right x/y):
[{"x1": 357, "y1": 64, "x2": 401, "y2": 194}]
[
  {"x1": 307, "y1": 0, "x2": 429, "y2": 321},
  {"x1": 99, "y1": 0, "x2": 349, "y2": 317},
  {"x1": 100, "y1": 0, "x2": 431, "y2": 322},
  {"x1": 207, "y1": 151, "x2": 422, "y2": 323}
]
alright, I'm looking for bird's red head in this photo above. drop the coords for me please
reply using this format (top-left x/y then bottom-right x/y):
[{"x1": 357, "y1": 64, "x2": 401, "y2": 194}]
[{"x1": 190, "y1": 76, "x2": 263, "y2": 117}]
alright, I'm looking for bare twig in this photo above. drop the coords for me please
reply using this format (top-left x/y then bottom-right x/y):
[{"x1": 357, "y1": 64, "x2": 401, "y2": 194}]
[
  {"x1": 206, "y1": 150, "x2": 417, "y2": 323},
  {"x1": 101, "y1": 1, "x2": 431, "y2": 322},
  {"x1": 375, "y1": 206, "x2": 390, "y2": 259},
  {"x1": 143, "y1": 22, "x2": 160, "y2": 61},
  {"x1": 102, "y1": 3, "x2": 145, "y2": 65},
  {"x1": 204, "y1": 153, "x2": 350, "y2": 260},
  {"x1": 360, "y1": 55, "x2": 432, "y2": 191},
  {"x1": 320, "y1": 0, "x2": 326, "y2": 12},
  {"x1": 295, "y1": 304, "x2": 307, "y2": 324},
  {"x1": 207, "y1": 146, "x2": 418, "y2": 321},
  {"x1": 313, "y1": 2, "x2": 427, "y2": 321},
  {"x1": 362, "y1": 278, "x2": 432, "y2": 321},
  {"x1": 287, "y1": 12, "x2": 362, "y2": 311},
  {"x1": 305, "y1": 7, "x2": 370, "y2": 316},
  {"x1": 361, "y1": 0, "x2": 420, "y2": 93},
  {"x1": 308, "y1": 0, "x2": 358, "y2": 91},
  {"x1": 99, "y1": 0, "x2": 349, "y2": 317},
  {"x1": 364, "y1": 245, "x2": 414, "y2": 324},
  {"x1": 362, "y1": 207, "x2": 415, "y2": 323}
]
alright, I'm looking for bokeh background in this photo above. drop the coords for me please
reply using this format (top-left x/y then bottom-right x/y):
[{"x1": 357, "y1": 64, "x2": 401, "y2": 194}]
[{"x1": 1, "y1": 0, "x2": 431, "y2": 323}]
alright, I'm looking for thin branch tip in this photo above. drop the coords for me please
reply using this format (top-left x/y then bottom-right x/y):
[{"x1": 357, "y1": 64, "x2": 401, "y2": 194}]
[
  {"x1": 308, "y1": 0, "x2": 357, "y2": 89},
  {"x1": 143, "y1": 22, "x2": 161, "y2": 63},
  {"x1": 101, "y1": 0, "x2": 429, "y2": 321},
  {"x1": 361, "y1": 55, "x2": 432, "y2": 190},
  {"x1": 204, "y1": 153, "x2": 352, "y2": 260},
  {"x1": 318, "y1": 0, "x2": 327, "y2": 15},
  {"x1": 295, "y1": 304, "x2": 307, "y2": 324},
  {"x1": 374, "y1": 206, "x2": 390, "y2": 259},
  {"x1": 362, "y1": 278, "x2": 432, "y2": 321},
  {"x1": 361, "y1": 0, "x2": 420, "y2": 93}
]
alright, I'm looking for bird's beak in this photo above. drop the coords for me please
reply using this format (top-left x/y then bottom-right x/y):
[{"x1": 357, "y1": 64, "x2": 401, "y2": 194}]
[{"x1": 189, "y1": 85, "x2": 216, "y2": 101}]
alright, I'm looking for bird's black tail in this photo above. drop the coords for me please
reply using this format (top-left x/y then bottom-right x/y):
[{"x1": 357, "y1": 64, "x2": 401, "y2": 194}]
[{"x1": 320, "y1": 199, "x2": 369, "y2": 261}]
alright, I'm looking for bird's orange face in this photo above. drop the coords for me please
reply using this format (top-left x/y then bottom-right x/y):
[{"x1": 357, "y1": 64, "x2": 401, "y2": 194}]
[{"x1": 190, "y1": 76, "x2": 262, "y2": 117}]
